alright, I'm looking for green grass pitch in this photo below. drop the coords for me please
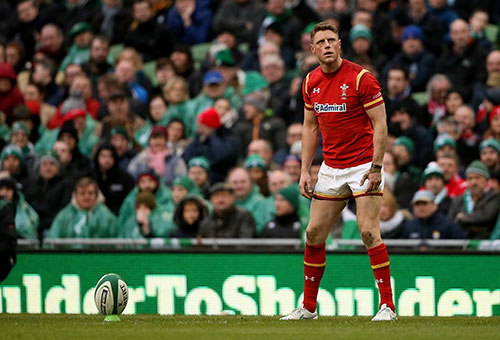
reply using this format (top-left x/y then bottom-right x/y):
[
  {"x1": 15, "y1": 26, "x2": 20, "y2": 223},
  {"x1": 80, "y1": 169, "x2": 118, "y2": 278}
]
[{"x1": 1, "y1": 315, "x2": 499, "y2": 340}]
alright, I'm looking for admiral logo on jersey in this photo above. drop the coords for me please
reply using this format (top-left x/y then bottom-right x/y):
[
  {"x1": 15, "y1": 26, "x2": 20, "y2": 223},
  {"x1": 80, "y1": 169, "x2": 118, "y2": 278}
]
[{"x1": 314, "y1": 102, "x2": 346, "y2": 113}]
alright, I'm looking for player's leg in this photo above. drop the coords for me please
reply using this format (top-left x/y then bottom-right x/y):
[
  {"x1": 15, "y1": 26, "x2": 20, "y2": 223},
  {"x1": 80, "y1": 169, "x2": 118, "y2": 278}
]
[
  {"x1": 280, "y1": 198, "x2": 346, "y2": 320},
  {"x1": 355, "y1": 195, "x2": 396, "y2": 321}
]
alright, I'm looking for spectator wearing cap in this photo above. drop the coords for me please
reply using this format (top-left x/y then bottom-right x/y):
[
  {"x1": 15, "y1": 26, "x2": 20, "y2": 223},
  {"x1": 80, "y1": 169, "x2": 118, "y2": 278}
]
[
  {"x1": 389, "y1": 101, "x2": 433, "y2": 168},
  {"x1": 453, "y1": 105, "x2": 480, "y2": 166},
  {"x1": 100, "y1": 89, "x2": 145, "y2": 140},
  {"x1": 91, "y1": 0, "x2": 133, "y2": 45},
  {"x1": 227, "y1": 167, "x2": 266, "y2": 234},
  {"x1": 244, "y1": 154, "x2": 269, "y2": 197},
  {"x1": 421, "y1": 162, "x2": 452, "y2": 215},
  {"x1": 402, "y1": 190, "x2": 465, "y2": 239},
  {"x1": 344, "y1": 24, "x2": 386, "y2": 73},
  {"x1": 479, "y1": 138, "x2": 500, "y2": 176},
  {"x1": 483, "y1": 104, "x2": 500, "y2": 142},
  {"x1": 170, "y1": 175, "x2": 201, "y2": 211},
  {"x1": 128, "y1": 125, "x2": 187, "y2": 186},
  {"x1": 187, "y1": 156, "x2": 211, "y2": 199},
  {"x1": 110, "y1": 126, "x2": 138, "y2": 171},
  {"x1": 261, "y1": 184, "x2": 307, "y2": 239},
  {"x1": 166, "y1": 0, "x2": 213, "y2": 45},
  {"x1": 449, "y1": 160, "x2": 500, "y2": 239},
  {"x1": 185, "y1": 70, "x2": 242, "y2": 132},
  {"x1": 92, "y1": 143, "x2": 135, "y2": 216},
  {"x1": 47, "y1": 176, "x2": 117, "y2": 238},
  {"x1": 434, "y1": 133, "x2": 457, "y2": 159},
  {"x1": 382, "y1": 25, "x2": 436, "y2": 92},
  {"x1": 23, "y1": 150, "x2": 73, "y2": 237},
  {"x1": 0, "y1": 177, "x2": 39, "y2": 240},
  {"x1": 11, "y1": 104, "x2": 41, "y2": 143},
  {"x1": 119, "y1": 191, "x2": 175, "y2": 238},
  {"x1": 59, "y1": 22, "x2": 93, "y2": 72},
  {"x1": 0, "y1": 145, "x2": 30, "y2": 188},
  {"x1": 198, "y1": 182, "x2": 256, "y2": 238},
  {"x1": 9, "y1": 122, "x2": 38, "y2": 175},
  {"x1": 234, "y1": 89, "x2": 287, "y2": 155},
  {"x1": 213, "y1": 0, "x2": 266, "y2": 45},
  {"x1": 209, "y1": 48, "x2": 245, "y2": 95},
  {"x1": 118, "y1": 170, "x2": 174, "y2": 230},
  {"x1": 391, "y1": 136, "x2": 421, "y2": 209},
  {"x1": 0, "y1": 63, "x2": 25, "y2": 118},
  {"x1": 170, "y1": 194, "x2": 209, "y2": 238},
  {"x1": 437, "y1": 19, "x2": 488, "y2": 102},
  {"x1": 182, "y1": 107, "x2": 240, "y2": 183},
  {"x1": 56, "y1": 121, "x2": 92, "y2": 179},
  {"x1": 123, "y1": 0, "x2": 175, "y2": 62}
]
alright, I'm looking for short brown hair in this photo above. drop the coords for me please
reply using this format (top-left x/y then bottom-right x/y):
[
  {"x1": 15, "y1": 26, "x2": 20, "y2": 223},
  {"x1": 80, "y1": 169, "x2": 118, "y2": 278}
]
[
  {"x1": 75, "y1": 177, "x2": 98, "y2": 194},
  {"x1": 310, "y1": 21, "x2": 339, "y2": 42}
]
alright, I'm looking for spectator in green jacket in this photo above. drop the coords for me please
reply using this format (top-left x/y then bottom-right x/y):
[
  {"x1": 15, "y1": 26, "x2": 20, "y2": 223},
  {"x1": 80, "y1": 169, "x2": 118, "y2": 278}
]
[
  {"x1": 0, "y1": 176, "x2": 38, "y2": 240},
  {"x1": 227, "y1": 167, "x2": 266, "y2": 234},
  {"x1": 47, "y1": 177, "x2": 117, "y2": 238},
  {"x1": 119, "y1": 191, "x2": 175, "y2": 238}
]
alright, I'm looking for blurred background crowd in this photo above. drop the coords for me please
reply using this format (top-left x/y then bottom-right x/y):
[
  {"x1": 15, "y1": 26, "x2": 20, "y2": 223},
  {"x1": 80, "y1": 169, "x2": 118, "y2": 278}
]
[{"x1": 0, "y1": 0, "x2": 499, "y2": 243}]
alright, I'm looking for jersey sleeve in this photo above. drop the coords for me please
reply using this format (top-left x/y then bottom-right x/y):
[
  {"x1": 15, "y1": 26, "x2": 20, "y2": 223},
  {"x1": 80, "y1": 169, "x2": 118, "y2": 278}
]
[
  {"x1": 356, "y1": 70, "x2": 384, "y2": 111},
  {"x1": 302, "y1": 73, "x2": 313, "y2": 110}
]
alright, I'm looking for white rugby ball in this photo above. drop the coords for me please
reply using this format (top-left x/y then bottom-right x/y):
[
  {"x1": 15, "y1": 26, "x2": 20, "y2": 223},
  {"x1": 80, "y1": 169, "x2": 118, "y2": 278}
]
[{"x1": 94, "y1": 273, "x2": 129, "y2": 315}]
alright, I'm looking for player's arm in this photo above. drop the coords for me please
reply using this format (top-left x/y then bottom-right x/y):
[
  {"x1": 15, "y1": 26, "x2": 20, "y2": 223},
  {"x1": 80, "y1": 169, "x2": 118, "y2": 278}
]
[
  {"x1": 300, "y1": 108, "x2": 320, "y2": 199},
  {"x1": 360, "y1": 103, "x2": 387, "y2": 191}
]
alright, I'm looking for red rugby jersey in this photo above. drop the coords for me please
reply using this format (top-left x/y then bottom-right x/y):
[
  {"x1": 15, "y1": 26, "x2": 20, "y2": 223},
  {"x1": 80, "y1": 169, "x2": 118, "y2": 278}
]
[{"x1": 302, "y1": 59, "x2": 384, "y2": 169}]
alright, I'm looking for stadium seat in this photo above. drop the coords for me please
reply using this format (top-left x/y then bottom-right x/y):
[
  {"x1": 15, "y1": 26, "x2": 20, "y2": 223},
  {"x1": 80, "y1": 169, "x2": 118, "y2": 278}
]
[
  {"x1": 142, "y1": 60, "x2": 158, "y2": 86},
  {"x1": 191, "y1": 42, "x2": 212, "y2": 70},
  {"x1": 411, "y1": 91, "x2": 430, "y2": 106},
  {"x1": 484, "y1": 24, "x2": 498, "y2": 44},
  {"x1": 109, "y1": 44, "x2": 125, "y2": 64}
]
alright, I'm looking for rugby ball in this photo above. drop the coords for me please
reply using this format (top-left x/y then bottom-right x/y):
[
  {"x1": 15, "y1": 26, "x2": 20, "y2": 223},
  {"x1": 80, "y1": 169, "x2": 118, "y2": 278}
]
[{"x1": 94, "y1": 273, "x2": 129, "y2": 315}]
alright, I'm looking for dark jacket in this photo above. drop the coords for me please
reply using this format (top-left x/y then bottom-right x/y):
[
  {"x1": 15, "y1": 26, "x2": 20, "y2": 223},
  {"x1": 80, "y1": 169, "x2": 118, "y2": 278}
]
[
  {"x1": 402, "y1": 211, "x2": 466, "y2": 239},
  {"x1": 91, "y1": 6, "x2": 133, "y2": 45},
  {"x1": 234, "y1": 115, "x2": 287, "y2": 155},
  {"x1": 0, "y1": 199, "x2": 16, "y2": 282},
  {"x1": 93, "y1": 144, "x2": 135, "y2": 216},
  {"x1": 402, "y1": 123, "x2": 434, "y2": 169},
  {"x1": 123, "y1": 18, "x2": 175, "y2": 62},
  {"x1": 166, "y1": 2, "x2": 213, "y2": 45},
  {"x1": 23, "y1": 174, "x2": 73, "y2": 236},
  {"x1": 382, "y1": 50, "x2": 436, "y2": 93},
  {"x1": 171, "y1": 195, "x2": 209, "y2": 238},
  {"x1": 437, "y1": 40, "x2": 488, "y2": 101},
  {"x1": 199, "y1": 206, "x2": 256, "y2": 238},
  {"x1": 448, "y1": 189, "x2": 500, "y2": 239},
  {"x1": 261, "y1": 212, "x2": 301, "y2": 238},
  {"x1": 182, "y1": 127, "x2": 240, "y2": 184},
  {"x1": 394, "y1": 164, "x2": 421, "y2": 210},
  {"x1": 213, "y1": 0, "x2": 266, "y2": 44}
]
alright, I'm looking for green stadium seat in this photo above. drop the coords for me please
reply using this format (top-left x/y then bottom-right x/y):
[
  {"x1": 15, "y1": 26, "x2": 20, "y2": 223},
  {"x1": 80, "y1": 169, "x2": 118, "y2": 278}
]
[
  {"x1": 108, "y1": 44, "x2": 124, "y2": 64},
  {"x1": 484, "y1": 24, "x2": 498, "y2": 44},
  {"x1": 142, "y1": 60, "x2": 158, "y2": 86},
  {"x1": 411, "y1": 91, "x2": 429, "y2": 106}
]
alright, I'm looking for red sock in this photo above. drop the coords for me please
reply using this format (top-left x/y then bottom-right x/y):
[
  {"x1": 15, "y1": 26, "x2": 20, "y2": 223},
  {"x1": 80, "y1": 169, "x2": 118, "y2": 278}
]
[
  {"x1": 303, "y1": 243, "x2": 326, "y2": 312},
  {"x1": 367, "y1": 243, "x2": 395, "y2": 311}
]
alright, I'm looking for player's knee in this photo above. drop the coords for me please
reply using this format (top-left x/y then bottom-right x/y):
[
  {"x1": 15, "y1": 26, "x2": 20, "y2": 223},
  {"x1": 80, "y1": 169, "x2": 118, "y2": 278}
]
[
  {"x1": 306, "y1": 226, "x2": 325, "y2": 245},
  {"x1": 361, "y1": 230, "x2": 375, "y2": 246}
]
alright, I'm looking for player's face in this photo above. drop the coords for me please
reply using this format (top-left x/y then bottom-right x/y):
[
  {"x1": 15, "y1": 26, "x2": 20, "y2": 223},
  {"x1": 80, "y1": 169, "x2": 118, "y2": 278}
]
[{"x1": 311, "y1": 30, "x2": 341, "y2": 65}]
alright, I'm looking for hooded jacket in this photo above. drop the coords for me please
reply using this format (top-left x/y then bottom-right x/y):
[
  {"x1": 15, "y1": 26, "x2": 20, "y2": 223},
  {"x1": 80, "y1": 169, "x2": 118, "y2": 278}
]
[
  {"x1": 93, "y1": 143, "x2": 135, "y2": 216},
  {"x1": 170, "y1": 195, "x2": 209, "y2": 238}
]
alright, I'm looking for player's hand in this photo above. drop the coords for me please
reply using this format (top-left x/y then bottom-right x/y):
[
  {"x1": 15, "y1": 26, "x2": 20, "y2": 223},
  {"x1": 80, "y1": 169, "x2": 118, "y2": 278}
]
[
  {"x1": 299, "y1": 171, "x2": 313, "y2": 199},
  {"x1": 360, "y1": 170, "x2": 382, "y2": 192}
]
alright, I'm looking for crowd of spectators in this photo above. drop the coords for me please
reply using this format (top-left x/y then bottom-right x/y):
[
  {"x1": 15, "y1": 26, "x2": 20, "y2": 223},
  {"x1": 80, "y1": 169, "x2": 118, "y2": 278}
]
[{"x1": 0, "y1": 0, "x2": 500, "y2": 243}]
